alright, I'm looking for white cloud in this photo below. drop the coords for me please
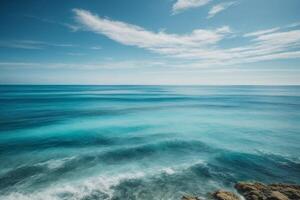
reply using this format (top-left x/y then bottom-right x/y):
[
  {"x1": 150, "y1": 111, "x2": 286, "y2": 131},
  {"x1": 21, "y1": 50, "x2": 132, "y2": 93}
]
[
  {"x1": 73, "y1": 9, "x2": 229, "y2": 55},
  {"x1": 0, "y1": 60, "x2": 172, "y2": 70},
  {"x1": 0, "y1": 62, "x2": 41, "y2": 67},
  {"x1": 0, "y1": 40, "x2": 75, "y2": 50},
  {"x1": 67, "y1": 52, "x2": 86, "y2": 56},
  {"x1": 0, "y1": 40, "x2": 47, "y2": 49},
  {"x1": 90, "y1": 46, "x2": 102, "y2": 50},
  {"x1": 172, "y1": 0, "x2": 211, "y2": 14},
  {"x1": 244, "y1": 27, "x2": 280, "y2": 37},
  {"x1": 73, "y1": 8, "x2": 225, "y2": 48},
  {"x1": 207, "y1": 1, "x2": 236, "y2": 19},
  {"x1": 72, "y1": 9, "x2": 300, "y2": 68},
  {"x1": 285, "y1": 22, "x2": 300, "y2": 28},
  {"x1": 24, "y1": 15, "x2": 80, "y2": 32}
]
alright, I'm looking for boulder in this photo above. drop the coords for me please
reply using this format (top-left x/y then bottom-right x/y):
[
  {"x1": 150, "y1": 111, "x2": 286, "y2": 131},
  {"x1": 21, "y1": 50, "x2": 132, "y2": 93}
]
[
  {"x1": 181, "y1": 195, "x2": 201, "y2": 200},
  {"x1": 213, "y1": 190, "x2": 240, "y2": 200},
  {"x1": 235, "y1": 182, "x2": 300, "y2": 200}
]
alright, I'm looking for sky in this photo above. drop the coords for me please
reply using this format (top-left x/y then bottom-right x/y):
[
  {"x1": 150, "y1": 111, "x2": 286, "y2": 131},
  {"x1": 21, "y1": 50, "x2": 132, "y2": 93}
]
[{"x1": 0, "y1": 0, "x2": 300, "y2": 85}]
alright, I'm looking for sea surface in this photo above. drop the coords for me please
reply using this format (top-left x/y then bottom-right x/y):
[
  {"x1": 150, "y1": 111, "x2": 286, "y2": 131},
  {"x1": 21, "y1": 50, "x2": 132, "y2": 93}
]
[{"x1": 0, "y1": 85, "x2": 300, "y2": 200}]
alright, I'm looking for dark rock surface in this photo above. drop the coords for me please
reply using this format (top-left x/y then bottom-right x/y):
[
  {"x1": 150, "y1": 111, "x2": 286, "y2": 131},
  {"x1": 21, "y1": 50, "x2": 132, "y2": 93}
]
[
  {"x1": 213, "y1": 190, "x2": 240, "y2": 200},
  {"x1": 181, "y1": 195, "x2": 202, "y2": 200},
  {"x1": 181, "y1": 182, "x2": 300, "y2": 200},
  {"x1": 235, "y1": 182, "x2": 300, "y2": 200}
]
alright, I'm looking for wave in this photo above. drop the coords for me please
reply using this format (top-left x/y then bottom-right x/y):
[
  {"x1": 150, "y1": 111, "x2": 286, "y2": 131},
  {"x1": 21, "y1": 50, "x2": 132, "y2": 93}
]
[
  {"x1": 0, "y1": 160, "x2": 227, "y2": 200},
  {"x1": 0, "y1": 161, "x2": 208, "y2": 200},
  {"x1": 2, "y1": 91, "x2": 299, "y2": 132},
  {"x1": 0, "y1": 103, "x2": 200, "y2": 131},
  {"x1": 210, "y1": 151, "x2": 300, "y2": 184},
  {"x1": 0, "y1": 140, "x2": 214, "y2": 191},
  {"x1": 1, "y1": 149, "x2": 300, "y2": 200},
  {"x1": 3, "y1": 139, "x2": 300, "y2": 194},
  {"x1": 0, "y1": 131, "x2": 175, "y2": 156},
  {"x1": 111, "y1": 152, "x2": 300, "y2": 199},
  {"x1": 96, "y1": 139, "x2": 215, "y2": 164}
]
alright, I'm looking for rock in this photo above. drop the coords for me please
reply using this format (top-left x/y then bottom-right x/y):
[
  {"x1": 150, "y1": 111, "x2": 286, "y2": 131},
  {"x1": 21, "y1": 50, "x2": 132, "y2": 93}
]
[
  {"x1": 269, "y1": 191, "x2": 289, "y2": 200},
  {"x1": 269, "y1": 184, "x2": 300, "y2": 200},
  {"x1": 213, "y1": 190, "x2": 240, "y2": 200},
  {"x1": 181, "y1": 195, "x2": 201, "y2": 200},
  {"x1": 235, "y1": 182, "x2": 268, "y2": 200},
  {"x1": 235, "y1": 182, "x2": 300, "y2": 200}
]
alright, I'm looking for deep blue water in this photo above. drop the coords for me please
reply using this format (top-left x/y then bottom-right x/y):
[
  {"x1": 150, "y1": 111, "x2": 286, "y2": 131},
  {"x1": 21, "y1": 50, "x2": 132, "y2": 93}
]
[{"x1": 0, "y1": 85, "x2": 300, "y2": 200}]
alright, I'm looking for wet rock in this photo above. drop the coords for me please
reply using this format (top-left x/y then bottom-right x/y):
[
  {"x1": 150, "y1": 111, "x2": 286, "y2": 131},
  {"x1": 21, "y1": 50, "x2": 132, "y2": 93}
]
[
  {"x1": 213, "y1": 190, "x2": 240, "y2": 200},
  {"x1": 269, "y1": 191, "x2": 289, "y2": 200},
  {"x1": 235, "y1": 182, "x2": 300, "y2": 200},
  {"x1": 181, "y1": 195, "x2": 202, "y2": 200}
]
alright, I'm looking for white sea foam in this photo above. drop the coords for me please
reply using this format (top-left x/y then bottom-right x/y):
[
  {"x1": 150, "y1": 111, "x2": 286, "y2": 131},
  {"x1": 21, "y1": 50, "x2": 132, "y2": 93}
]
[
  {"x1": 0, "y1": 171, "x2": 147, "y2": 200},
  {"x1": 34, "y1": 156, "x2": 77, "y2": 170},
  {"x1": 159, "y1": 159, "x2": 206, "y2": 175},
  {"x1": 255, "y1": 149, "x2": 300, "y2": 164},
  {"x1": 162, "y1": 167, "x2": 176, "y2": 175},
  {"x1": 0, "y1": 160, "x2": 209, "y2": 200}
]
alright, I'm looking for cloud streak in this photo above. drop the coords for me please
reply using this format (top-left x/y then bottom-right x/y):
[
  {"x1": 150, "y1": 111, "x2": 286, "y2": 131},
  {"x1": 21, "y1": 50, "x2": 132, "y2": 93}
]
[
  {"x1": 24, "y1": 15, "x2": 80, "y2": 31},
  {"x1": 73, "y1": 9, "x2": 230, "y2": 56},
  {"x1": 172, "y1": 0, "x2": 211, "y2": 14},
  {"x1": 0, "y1": 40, "x2": 75, "y2": 50},
  {"x1": 0, "y1": 60, "x2": 173, "y2": 70},
  {"x1": 207, "y1": 1, "x2": 236, "y2": 19},
  {"x1": 244, "y1": 27, "x2": 280, "y2": 37},
  {"x1": 73, "y1": 9, "x2": 300, "y2": 68}
]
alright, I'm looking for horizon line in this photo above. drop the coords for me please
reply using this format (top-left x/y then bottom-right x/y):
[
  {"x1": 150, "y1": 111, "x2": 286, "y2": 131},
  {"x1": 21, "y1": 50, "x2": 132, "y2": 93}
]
[{"x1": 1, "y1": 84, "x2": 300, "y2": 86}]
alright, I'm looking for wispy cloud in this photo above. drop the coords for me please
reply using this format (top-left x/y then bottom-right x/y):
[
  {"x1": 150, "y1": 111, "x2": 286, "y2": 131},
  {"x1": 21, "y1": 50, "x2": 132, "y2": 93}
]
[
  {"x1": 0, "y1": 60, "x2": 171, "y2": 70},
  {"x1": 67, "y1": 52, "x2": 86, "y2": 56},
  {"x1": 286, "y1": 22, "x2": 300, "y2": 28},
  {"x1": 90, "y1": 46, "x2": 102, "y2": 50},
  {"x1": 244, "y1": 27, "x2": 280, "y2": 37},
  {"x1": 73, "y1": 9, "x2": 229, "y2": 51},
  {"x1": 243, "y1": 22, "x2": 300, "y2": 38},
  {"x1": 172, "y1": 0, "x2": 211, "y2": 14},
  {"x1": 0, "y1": 40, "x2": 43, "y2": 49},
  {"x1": 207, "y1": 1, "x2": 236, "y2": 19},
  {"x1": 0, "y1": 40, "x2": 75, "y2": 50},
  {"x1": 72, "y1": 9, "x2": 300, "y2": 68},
  {"x1": 24, "y1": 15, "x2": 80, "y2": 32}
]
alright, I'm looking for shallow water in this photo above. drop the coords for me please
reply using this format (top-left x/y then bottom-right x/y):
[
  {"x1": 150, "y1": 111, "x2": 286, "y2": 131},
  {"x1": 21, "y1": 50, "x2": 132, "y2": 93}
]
[{"x1": 0, "y1": 85, "x2": 300, "y2": 200}]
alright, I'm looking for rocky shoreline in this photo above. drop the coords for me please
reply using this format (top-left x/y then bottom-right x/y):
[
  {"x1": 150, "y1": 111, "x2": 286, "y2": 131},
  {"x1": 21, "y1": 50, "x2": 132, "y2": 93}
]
[{"x1": 182, "y1": 182, "x2": 300, "y2": 200}]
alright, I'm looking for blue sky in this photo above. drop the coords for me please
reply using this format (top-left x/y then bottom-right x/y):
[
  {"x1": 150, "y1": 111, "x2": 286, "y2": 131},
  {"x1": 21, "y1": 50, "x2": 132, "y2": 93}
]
[{"x1": 0, "y1": 0, "x2": 300, "y2": 85}]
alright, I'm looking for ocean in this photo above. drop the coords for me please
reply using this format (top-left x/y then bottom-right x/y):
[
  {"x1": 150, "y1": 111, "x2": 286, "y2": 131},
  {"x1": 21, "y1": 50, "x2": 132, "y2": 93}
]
[{"x1": 0, "y1": 85, "x2": 299, "y2": 200}]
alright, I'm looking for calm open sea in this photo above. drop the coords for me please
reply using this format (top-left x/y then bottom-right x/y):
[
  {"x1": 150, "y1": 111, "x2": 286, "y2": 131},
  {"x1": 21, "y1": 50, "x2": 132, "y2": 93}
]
[{"x1": 0, "y1": 85, "x2": 300, "y2": 200}]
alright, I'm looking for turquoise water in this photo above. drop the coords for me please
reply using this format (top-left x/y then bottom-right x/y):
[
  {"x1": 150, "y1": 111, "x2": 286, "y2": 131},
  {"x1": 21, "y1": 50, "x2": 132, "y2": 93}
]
[{"x1": 0, "y1": 85, "x2": 300, "y2": 200}]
